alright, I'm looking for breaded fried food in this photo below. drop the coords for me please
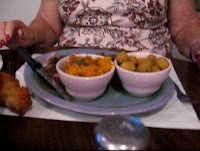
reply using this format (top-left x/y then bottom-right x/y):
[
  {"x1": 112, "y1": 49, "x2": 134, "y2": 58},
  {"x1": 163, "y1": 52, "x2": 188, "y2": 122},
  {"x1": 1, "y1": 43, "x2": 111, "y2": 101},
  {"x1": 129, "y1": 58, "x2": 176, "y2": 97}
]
[
  {"x1": 128, "y1": 56, "x2": 138, "y2": 65},
  {"x1": 156, "y1": 57, "x2": 169, "y2": 70},
  {"x1": 0, "y1": 72, "x2": 20, "y2": 89},
  {"x1": 0, "y1": 72, "x2": 32, "y2": 115},
  {"x1": 152, "y1": 65, "x2": 160, "y2": 72},
  {"x1": 0, "y1": 87, "x2": 32, "y2": 115},
  {"x1": 120, "y1": 61, "x2": 136, "y2": 71},
  {"x1": 116, "y1": 51, "x2": 128, "y2": 64},
  {"x1": 147, "y1": 54, "x2": 157, "y2": 65},
  {"x1": 136, "y1": 63, "x2": 152, "y2": 72}
]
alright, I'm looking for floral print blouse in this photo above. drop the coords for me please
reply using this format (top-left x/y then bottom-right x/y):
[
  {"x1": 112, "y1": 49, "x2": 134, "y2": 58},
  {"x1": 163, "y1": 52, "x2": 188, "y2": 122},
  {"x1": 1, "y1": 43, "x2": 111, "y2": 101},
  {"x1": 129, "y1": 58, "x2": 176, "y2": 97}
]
[{"x1": 58, "y1": 0, "x2": 171, "y2": 56}]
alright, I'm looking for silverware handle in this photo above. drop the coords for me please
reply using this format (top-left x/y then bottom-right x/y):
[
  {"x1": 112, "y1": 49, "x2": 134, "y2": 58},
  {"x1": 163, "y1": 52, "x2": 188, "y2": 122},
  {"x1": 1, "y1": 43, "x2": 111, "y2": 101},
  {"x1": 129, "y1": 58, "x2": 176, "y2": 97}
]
[{"x1": 16, "y1": 46, "x2": 42, "y2": 70}]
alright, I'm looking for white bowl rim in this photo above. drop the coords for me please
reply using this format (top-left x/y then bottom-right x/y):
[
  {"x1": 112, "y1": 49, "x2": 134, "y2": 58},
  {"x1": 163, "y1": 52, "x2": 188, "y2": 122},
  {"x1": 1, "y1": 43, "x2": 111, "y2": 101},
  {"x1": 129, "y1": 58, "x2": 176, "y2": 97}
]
[
  {"x1": 114, "y1": 52, "x2": 172, "y2": 76},
  {"x1": 56, "y1": 53, "x2": 115, "y2": 80}
]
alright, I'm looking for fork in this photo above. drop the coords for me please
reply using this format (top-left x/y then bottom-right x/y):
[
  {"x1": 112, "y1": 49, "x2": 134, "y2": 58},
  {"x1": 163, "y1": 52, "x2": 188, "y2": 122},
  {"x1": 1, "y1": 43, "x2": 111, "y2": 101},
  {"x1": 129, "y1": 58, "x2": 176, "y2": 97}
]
[{"x1": 173, "y1": 82, "x2": 200, "y2": 104}]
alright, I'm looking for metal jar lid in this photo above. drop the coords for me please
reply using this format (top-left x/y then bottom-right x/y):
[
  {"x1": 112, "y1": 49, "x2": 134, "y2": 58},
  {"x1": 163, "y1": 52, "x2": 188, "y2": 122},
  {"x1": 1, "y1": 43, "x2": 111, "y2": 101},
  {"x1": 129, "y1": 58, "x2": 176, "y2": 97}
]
[{"x1": 94, "y1": 115, "x2": 150, "y2": 150}]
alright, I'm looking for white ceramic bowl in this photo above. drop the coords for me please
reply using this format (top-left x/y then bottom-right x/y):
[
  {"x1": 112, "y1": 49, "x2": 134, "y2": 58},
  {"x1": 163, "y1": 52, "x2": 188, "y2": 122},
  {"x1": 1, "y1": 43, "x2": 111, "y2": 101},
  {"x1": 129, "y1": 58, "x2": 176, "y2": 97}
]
[
  {"x1": 115, "y1": 52, "x2": 172, "y2": 97},
  {"x1": 56, "y1": 54, "x2": 115, "y2": 101}
]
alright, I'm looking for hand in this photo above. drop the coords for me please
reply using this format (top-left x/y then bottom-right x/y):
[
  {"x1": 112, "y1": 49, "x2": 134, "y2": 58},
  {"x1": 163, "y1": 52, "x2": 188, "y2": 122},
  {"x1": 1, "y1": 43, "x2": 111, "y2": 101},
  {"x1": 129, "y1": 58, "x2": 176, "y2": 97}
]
[
  {"x1": 191, "y1": 40, "x2": 200, "y2": 69},
  {"x1": 0, "y1": 20, "x2": 35, "y2": 50},
  {"x1": 194, "y1": 51, "x2": 200, "y2": 69}
]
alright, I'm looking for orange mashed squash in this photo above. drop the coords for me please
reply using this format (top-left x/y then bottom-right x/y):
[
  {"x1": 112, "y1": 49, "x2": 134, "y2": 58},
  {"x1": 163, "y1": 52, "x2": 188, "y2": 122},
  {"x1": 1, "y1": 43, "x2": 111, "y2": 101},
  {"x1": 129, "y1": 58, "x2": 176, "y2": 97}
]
[{"x1": 63, "y1": 55, "x2": 114, "y2": 77}]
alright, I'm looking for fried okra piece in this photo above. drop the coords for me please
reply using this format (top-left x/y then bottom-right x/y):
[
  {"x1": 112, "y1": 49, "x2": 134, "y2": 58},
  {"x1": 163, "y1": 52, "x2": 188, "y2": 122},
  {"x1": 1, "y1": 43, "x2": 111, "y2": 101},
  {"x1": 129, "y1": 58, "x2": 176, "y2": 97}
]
[
  {"x1": 136, "y1": 59, "x2": 152, "y2": 72},
  {"x1": 147, "y1": 54, "x2": 157, "y2": 65},
  {"x1": 137, "y1": 57, "x2": 146, "y2": 65},
  {"x1": 120, "y1": 61, "x2": 136, "y2": 71},
  {"x1": 116, "y1": 51, "x2": 128, "y2": 64},
  {"x1": 152, "y1": 65, "x2": 160, "y2": 72},
  {"x1": 156, "y1": 58, "x2": 169, "y2": 70},
  {"x1": 128, "y1": 56, "x2": 138, "y2": 65},
  {"x1": 136, "y1": 63, "x2": 152, "y2": 72}
]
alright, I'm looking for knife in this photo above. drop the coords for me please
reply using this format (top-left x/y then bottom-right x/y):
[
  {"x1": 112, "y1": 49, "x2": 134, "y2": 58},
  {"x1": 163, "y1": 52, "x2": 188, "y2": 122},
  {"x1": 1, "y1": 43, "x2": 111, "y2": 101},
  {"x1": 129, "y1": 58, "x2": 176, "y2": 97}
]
[{"x1": 16, "y1": 46, "x2": 72, "y2": 101}]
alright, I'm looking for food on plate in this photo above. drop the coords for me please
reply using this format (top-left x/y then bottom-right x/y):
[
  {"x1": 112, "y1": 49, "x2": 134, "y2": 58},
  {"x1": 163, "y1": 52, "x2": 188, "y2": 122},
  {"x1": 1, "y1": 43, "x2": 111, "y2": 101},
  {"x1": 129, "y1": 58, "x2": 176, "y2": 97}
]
[
  {"x1": 0, "y1": 72, "x2": 32, "y2": 115},
  {"x1": 120, "y1": 61, "x2": 136, "y2": 71},
  {"x1": 114, "y1": 52, "x2": 172, "y2": 97},
  {"x1": 137, "y1": 57, "x2": 146, "y2": 65},
  {"x1": 63, "y1": 55, "x2": 114, "y2": 77},
  {"x1": 156, "y1": 57, "x2": 170, "y2": 70},
  {"x1": 44, "y1": 55, "x2": 66, "y2": 87},
  {"x1": 40, "y1": 51, "x2": 116, "y2": 90},
  {"x1": 136, "y1": 59, "x2": 152, "y2": 72},
  {"x1": 0, "y1": 72, "x2": 20, "y2": 88},
  {"x1": 152, "y1": 65, "x2": 160, "y2": 72},
  {"x1": 116, "y1": 51, "x2": 169, "y2": 72},
  {"x1": 147, "y1": 54, "x2": 157, "y2": 65},
  {"x1": 116, "y1": 51, "x2": 128, "y2": 64},
  {"x1": 0, "y1": 86, "x2": 32, "y2": 115},
  {"x1": 136, "y1": 62, "x2": 152, "y2": 72},
  {"x1": 128, "y1": 56, "x2": 138, "y2": 65}
]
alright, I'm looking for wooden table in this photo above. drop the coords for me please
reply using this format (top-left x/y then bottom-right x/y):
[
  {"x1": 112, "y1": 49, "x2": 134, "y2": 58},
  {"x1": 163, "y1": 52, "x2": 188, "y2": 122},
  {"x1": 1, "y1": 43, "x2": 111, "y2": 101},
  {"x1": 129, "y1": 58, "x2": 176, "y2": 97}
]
[{"x1": 0, "y1": 47, "x2": 200, "y2": 150}]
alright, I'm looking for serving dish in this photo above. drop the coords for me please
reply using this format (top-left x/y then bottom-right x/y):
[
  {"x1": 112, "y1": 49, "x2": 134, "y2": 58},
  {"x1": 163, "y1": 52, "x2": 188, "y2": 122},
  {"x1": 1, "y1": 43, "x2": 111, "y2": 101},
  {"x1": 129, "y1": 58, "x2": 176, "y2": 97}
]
[
  {"x1": 115, "y1": 52, "x2": 172, "y2": 97},
  {"x1": 56, "y1": 53, "x2": 115, "y2": 100},
  {"x1": 24, "y1": 48, "x2": 174, "y2": 116}
]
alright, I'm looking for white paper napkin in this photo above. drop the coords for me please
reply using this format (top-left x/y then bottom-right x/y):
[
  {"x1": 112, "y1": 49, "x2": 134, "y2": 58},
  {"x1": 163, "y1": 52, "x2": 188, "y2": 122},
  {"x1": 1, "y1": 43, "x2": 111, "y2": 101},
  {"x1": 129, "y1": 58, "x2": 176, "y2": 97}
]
[{"x1": 1, "y1": 54, "x2": 200, "y2": 130}]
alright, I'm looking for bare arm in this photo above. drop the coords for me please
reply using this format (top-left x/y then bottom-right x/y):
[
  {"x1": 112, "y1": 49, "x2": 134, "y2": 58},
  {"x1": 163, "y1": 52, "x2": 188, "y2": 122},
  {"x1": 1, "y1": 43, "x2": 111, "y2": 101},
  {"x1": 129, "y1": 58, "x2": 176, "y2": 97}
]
[
  {"x1": 168, "y1": 0, "x2": 200, "y2": 61},
  {"x1": 30, "y1": 0, "x2": 63, "y2": 46},
  {"x1": 0, "y1": 0, "x2": 63, "y2": 49},
  {"x1": 168, "y1": 0, "x2": 200, "y2": 60}
]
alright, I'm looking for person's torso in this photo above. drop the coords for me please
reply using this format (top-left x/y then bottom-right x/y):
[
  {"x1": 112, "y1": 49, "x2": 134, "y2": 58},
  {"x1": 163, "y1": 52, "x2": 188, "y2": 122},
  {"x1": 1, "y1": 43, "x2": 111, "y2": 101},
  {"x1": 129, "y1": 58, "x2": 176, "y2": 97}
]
[{"x1": 58, "y1": 0, "x2": 171, "y2": 55}]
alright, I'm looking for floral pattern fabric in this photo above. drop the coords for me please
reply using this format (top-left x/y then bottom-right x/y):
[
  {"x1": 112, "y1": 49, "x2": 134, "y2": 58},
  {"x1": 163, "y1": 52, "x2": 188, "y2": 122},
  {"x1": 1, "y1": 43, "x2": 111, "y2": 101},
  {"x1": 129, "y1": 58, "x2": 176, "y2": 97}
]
[{"x1": 58, "y1": 0, "x2": 171, "y2": 56}]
